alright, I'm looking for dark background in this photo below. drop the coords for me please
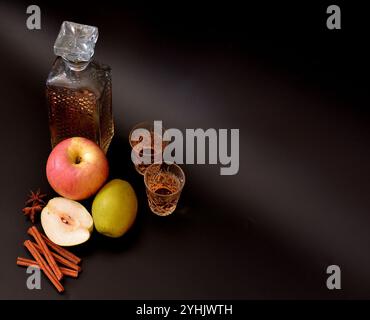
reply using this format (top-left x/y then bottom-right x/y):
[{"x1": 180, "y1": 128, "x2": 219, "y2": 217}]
[{"x1": 0, "y1": 1, "x2": 369, "y2": 299}]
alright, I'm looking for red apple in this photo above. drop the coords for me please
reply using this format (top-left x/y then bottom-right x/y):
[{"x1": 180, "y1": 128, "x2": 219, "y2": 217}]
[{"x1": 46, "y1": 137, "x2": 109, "y2": 200}]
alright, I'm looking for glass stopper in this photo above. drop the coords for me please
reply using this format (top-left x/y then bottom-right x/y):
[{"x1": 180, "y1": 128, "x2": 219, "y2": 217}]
[{"x1": 54, "y1": 21, "x2": 99, "y2": 63}]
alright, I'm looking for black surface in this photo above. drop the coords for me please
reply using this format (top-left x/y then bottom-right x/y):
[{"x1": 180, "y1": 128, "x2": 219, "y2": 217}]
[{"x1": 0, "y1": 1, "x2": 369, "y2": 299}]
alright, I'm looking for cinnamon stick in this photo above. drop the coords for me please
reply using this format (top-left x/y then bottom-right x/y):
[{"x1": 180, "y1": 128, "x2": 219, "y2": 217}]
[
  {"x1": 28, "y1": 227, "x2": 63, "y2": 281},
  {"x1": 17, "y1": 257, "x2": 78, "y2": 278},
  {"x1": 40, "y1": 233, "x2": 81, "y2": 264},
  {"x1": 33, "y1": 242, "x2": 81, "y2": 272},
  {"x1": 23, "y1": 240, "x2": 64, "y2": 293}
]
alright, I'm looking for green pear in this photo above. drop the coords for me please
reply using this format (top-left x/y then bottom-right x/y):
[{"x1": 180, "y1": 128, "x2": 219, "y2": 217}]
[{"x1": 92, "y1": 179, "x2": 137, "y2": 238}]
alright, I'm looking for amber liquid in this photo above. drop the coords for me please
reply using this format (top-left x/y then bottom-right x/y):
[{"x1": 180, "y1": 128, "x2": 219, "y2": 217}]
[
  {"x1": 132, "y1": 146, "x2": 159, "y2": 175},
  {"x1": 130, "y1": 132, "x2": 168, "y2": 175},
  {"x1": 46, "y1": 85, "x2": 113, "y2": 153},
  {"x1": 146, "y1": 171, "x2": 182, "y2": 216}
]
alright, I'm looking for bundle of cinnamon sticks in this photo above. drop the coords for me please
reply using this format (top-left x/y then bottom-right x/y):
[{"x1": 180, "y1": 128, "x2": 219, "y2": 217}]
[{"x1": 16, "y1": 226, "x2": 82, "y2": 293}]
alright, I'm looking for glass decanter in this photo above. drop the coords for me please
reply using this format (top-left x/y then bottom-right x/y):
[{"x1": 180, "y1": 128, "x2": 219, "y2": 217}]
[{"x1": 46, "y1": 21, "x2": 114, "y2": 153}]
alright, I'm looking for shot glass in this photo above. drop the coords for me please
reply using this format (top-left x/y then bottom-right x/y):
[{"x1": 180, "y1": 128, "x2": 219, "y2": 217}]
[
  {"x1": 144, "y1": 163, "x2": 185, "y2": 216},
  {"x1": 129, "y1": 121, "x2": 167, "y2": 175}
]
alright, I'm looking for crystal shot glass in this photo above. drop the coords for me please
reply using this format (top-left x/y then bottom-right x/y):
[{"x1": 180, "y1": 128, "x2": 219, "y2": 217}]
[
  {"x1": 144, "y1": 163, "x2": 185, "y2": 216},
  {"x1": 129, "y1": 122, "x2": 167, "y2": 175}
]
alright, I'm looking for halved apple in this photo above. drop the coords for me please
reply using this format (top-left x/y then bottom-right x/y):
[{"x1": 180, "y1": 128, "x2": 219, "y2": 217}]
[{"x1": 41, "y1": 197, "x2": 93, "y2": 246}]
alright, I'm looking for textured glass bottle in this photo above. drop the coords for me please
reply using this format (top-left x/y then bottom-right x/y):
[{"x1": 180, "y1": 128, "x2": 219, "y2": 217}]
[{"x1": 46, "y1": 21, "x2": 114, "y2": 153}]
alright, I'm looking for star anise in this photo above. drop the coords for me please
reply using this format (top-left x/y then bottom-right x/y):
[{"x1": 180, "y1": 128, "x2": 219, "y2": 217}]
[
  {"x1": 23, "y1": 189, "x2": 47, "y2": 223},
  {"x1": 22, "y1": 205, "x2": 43, "y2": 223},
  {"x1": 25, "y1": 189, "x2": 47, "y2": 206}
]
